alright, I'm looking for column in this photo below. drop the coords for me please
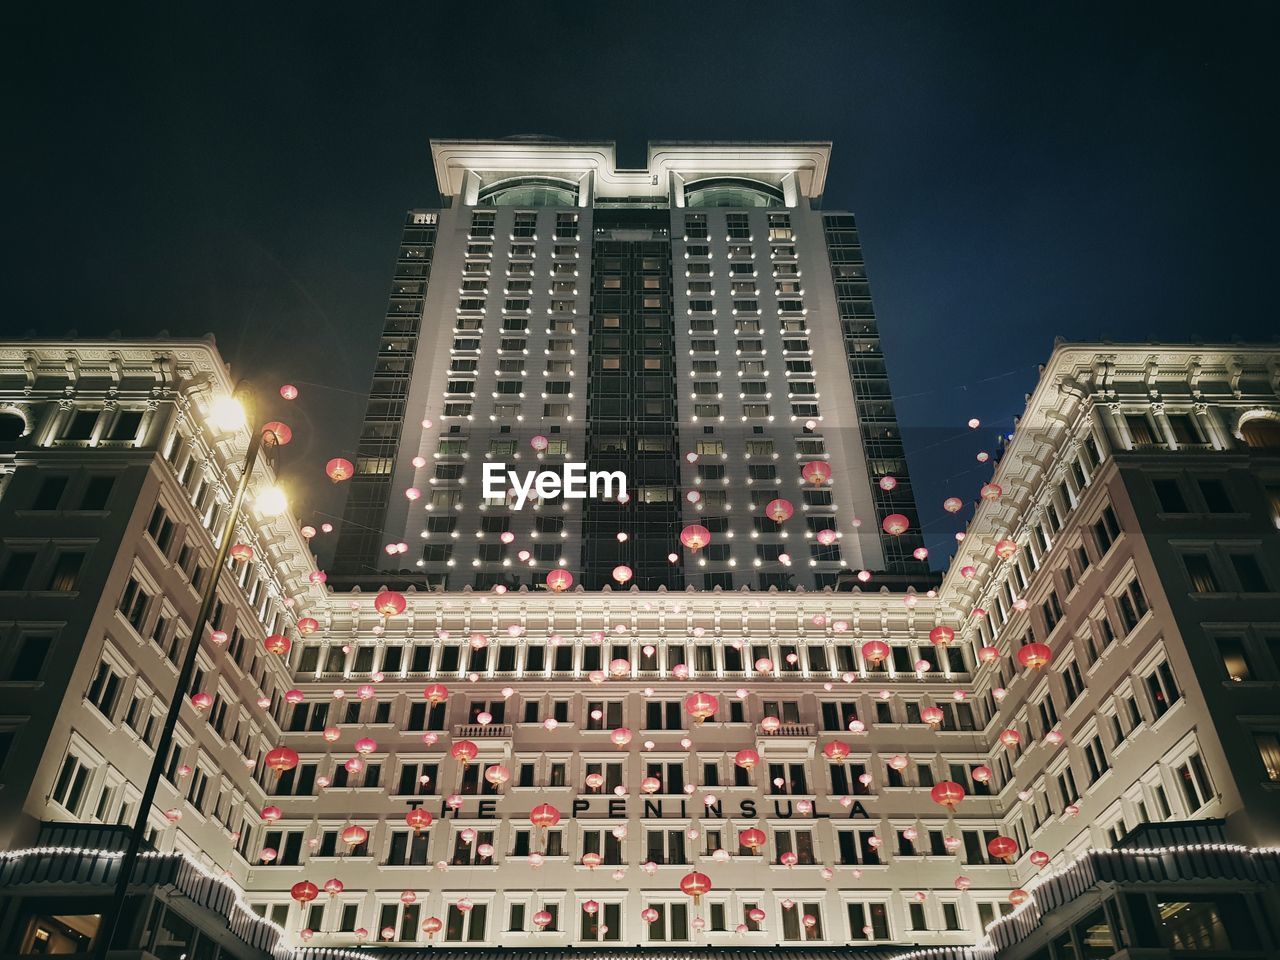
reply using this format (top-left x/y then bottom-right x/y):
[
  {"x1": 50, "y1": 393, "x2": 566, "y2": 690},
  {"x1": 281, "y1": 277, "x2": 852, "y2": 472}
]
[
  {"x1": 1103, "y1": 403, "x2": 1131, "y2": 451},
  {"x1": 1150, "y1": 402, "x2": 1177, "y2": 449}
]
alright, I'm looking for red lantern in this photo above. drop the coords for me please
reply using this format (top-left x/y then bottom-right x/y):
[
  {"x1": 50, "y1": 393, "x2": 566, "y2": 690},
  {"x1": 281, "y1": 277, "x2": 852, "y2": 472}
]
[
  {"x1": 612, "y1": 565, "x2": 633, "y2": 584},
  {"x1": 987, "y1": 835, "x2": 1019, "y2": 863},
  {"x1": 374, "y1": 590, "x2": 406, "y2": 618},
  {"x1": 943, "y1": 497, "x2": 963, "y2": 513},
  {"x1": 978, "y1": 645, "x2": 1000, "y2": 663},
  {"x1": 929, "y1": 626, "x2": 955, "y2": 647},
  {"x1": 801, "y1": 461, "x2": 832, "y2": 486},
  {"x1": 260, "y1": 805, "x2": 283, "y2": 823},
  {"x1": 485, "y1": 764, "x2": 511, "y2": 788},
  {"x1": 421, "y1": 917, "x2": 443, "y2": 938},
  {"x1": 405, "y1": 808, "x2": 433, "y2": 833},
  {"x1": 545, "y1": 569, "x2": 574, "y2": 592},
  {"x1": 748, "y1": 907, "x2": 766, "y2": 924},
  {"x1": 424, "y1": 683, "x2": 450, "y2": 705},
  {"x1": 191, "y1": 692, "x2": 213, "y2": 712},
  {"x1": 340, "y1": 824, "x2": 368, "y2": 847},
  {"x1": 641, "y1": 907, "x2": 659, "y2": 924},
  {"x1": 680, "y1": 871, "x2": 712, "y2": 904},
  {"x1": 999, "y1": 728, "x2": 1022, "y2": 749},
  {"x1": 680, "y1": 525, "x2": 711, "y2": 552},
  {"x1": 861, "y1": 640, "x2": 890, "y2": 666},
  {"x1": 296, "y1": 617, "x2": 319, "y2": 636},
  {"x1": 582, "y1": 853, "x2": 603, "y2": 870},
  {"x1": 1008, "y1": 888, "x2": 1030, "y2": 906},
  {"x1": 821, "y1": 740, "x2": 851, "y2": 763},
  {"x1": 263, "y1": 634, "x2": 291, "y2": 656},
  {"x1": 323, "y1": 877, "x2": 344, "y2": 897},
  {"x1": 683, "y1": 692, "x2": 718, "y2": 723},
  {"x1": 882, "y1": 513, "x2": 910, "y2": 536},
  {"x1": 739, "y1": 828, "x2": 766, "y2": 851},
  {"x1": 980, "y1": 482, "x2": 1003, "y2": 501},
  {"x1": 765, "y1": 499, "x2": 794, "y2": 523},
  {"x1": 734, "y1": 748, "x2": 760, "y2": 770},
  {"x1": 326, "y1": 458, "x2": 355, "y2": 483},
  {"x1": 994, "y1": 538, "x2": 1019, "y2": 560},
  {"x1": 1030, "y1": 849, "x2": 1050, "y2": 868},
  {"x1": 972, "y1": 765, "x2": 993, "y2": 784},
  {"x1": 610, "y1": 727, "x2": 633, "y2": 748},
  {"x1": 816, "y1": 528, "x2": 837, "y2": 546},
  {"x1": 930, "y1": 781, "x2": 966, "y2": 810},
  {"x1": 759, "y1": 716, "x2": 782, "y2": 734},
  {"x1": 265, "y1": 746, "x2": 299, "y2": 774},
  {"x1": 530, "y1": 803, "x2": 561, "y2": 830},
  {"x1": 1018, "y1": 642, "x2": 1053, "y2": 670},
  {"x1": 229, "y1": 543, "x2": 254, "y2": 563},
  {"x1": 533, "y1": 910, "x2": 553, "y2": 928},
  {"x1": 291, "y1": 880, "x2": 319, "y2": 904},
  {"x1": 921, "y1": 706, "x2": 945, "y2": 728},
  {"x1": 261, "y1": 421, "x2": 293, "y2": 446},
  {"x1": 451, "y1": 740, "x2": 479, "y2": 766}
]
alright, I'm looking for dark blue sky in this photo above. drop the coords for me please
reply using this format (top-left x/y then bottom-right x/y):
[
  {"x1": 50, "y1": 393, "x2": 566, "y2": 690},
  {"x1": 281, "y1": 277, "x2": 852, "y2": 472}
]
[{"x1": 11, "y1": 2, "x2": 1278, "y2": 566}]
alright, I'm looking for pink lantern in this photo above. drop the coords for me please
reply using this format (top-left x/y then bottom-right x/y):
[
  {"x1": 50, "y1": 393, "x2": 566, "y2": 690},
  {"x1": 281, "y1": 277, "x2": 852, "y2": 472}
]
[
  {"x1": 451, "y1": 740, "x2": 479, "y2": 765},
  {"x1": 374, "y1": 590, "x2": 406, "y2": 618},
  {"x1": 765, "y1": 499, "x2": 795, "y2": 523},
  {"x1": 612, "y1": 565, "x2": 633, "y2": 584},
  {"x1": 801, "y1": 461, "x2": 832, "y2": 486},
  {"x1": 326, "y1": 458, "x2": 354, "y2": 483},
  {"x1": 943, "y1": 496, "x2": 963, "y2": 513},
  {"x1": 610, "y1": 727, "x2": 633, "y2": 748},
  {"x1": 680, "y1": 524, "x2": 711, "y2": 552},
  {"x1": 683, "y1": 692, "x2": 719, "y2": 723},
  {"x1": 190, "y1": 692, "x2": 213, "y2": 711},
  {"x1": 980, "y1": 482, "x2": 1003, "y2": 501},
  {"x1": 881, "y1": 513, "x2": 910, "y2": 535},
  {"x1": 816, "y1": 528, "x2": 838, "y2": 546},
  {"x1": 546, "y1": 569, "x2": 574, "y2": 592}
]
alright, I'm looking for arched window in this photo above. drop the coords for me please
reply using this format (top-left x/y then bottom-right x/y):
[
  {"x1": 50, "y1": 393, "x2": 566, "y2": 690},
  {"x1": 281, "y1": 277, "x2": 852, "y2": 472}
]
[
  {"x1": 1239, "y1": 411, "x2": 1280, "y2": 449},
  {"x1": 684, "y1": 178, "x2": 784, "y2": 209},
  {"x1": 477, "y1": 178, "x2": 578, "y2": 208},
  {"x1": 0, "y1": 411, "x2": 25, "y2": 442}
]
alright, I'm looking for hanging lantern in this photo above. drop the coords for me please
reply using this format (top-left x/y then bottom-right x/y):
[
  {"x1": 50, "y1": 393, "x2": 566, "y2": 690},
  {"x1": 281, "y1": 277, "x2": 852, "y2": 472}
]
[
  {"x1": 533, "y1": 910, "x2": 554, "y2": 929},
  {"x1": 326, "y1": 458, "x2": 355, "y2": 483},
  {"x1": 1030, "y1": 850, "x2": 1050, "y2": 868},
  {"x1": 978, "y1": 645, "x2": 1001, "y2": 664},
  {"x1": 780, "y1": 851, "x2": 798, "y2": 867},
  {"x1": 261, "y1": 632, "x2": 291, "y2": 657},
  {"x1": 921, "y1": 706, "x2": 945, "y2": 728},
  {"x1": 280, "y1": 384, "x2": 299, "y2": 401},
  {"x1": 801, "y1": 461, "x2": 832, "y2": 486},
  {"x1": 641, "y1": 907, "x2": 659, "y2": 924},
  {"x1": 485, "y1": 764, "x2": 510, "y2": 788},
  {"x1": 930, "y1": 781, "x2": 966, "y2": 810},
  {"x1": 421, "y1": 917, "x2": 443, "y2": 938},
  {"x1": 229, "y1": 543, "x2": 254, "y2": 563},
  {"x1": 759, "y1": 715, "x2": 782, "y2": 734},
  {"x1": 323, "y1": 877, "x2": 345, "y2": 897},
  {"x1": 546, "y1": 569, "x2": 574, "y2": 592},
  {"x1": 680, "y1": 524, "x2": 711, "y2": 551},
  {"x1": 929, "y1": 626, "x2": 955, "y2": 647},
  {"x1": 882, "y1": 513, "x2": 910, "y2": 536},
  {"x1": 291, "y1": 880, "x2": 319, "y2": 904},
  {"x1": 530, "y1": 803, "x2": 561, "y2": 830},
  {"x1": 943, "y1": 497, "x2": 963, "y2": 513},
  {"x1": 987, "y1": 835, "x2": 1019, "y2": 863},
  {"x1": 612, "y1": 565, "x2": 633, "y2": 584},
  {"x1": 374, "y1": 590, "x2": 406, "y2": 618},
  {"x1": 821, "y1": 740, "x2": 851, "y2": 763},
  {"x1": 739, "y1": 827, "x2": 766, "y2": 851},
  {"x1": 734, "y1": 748, "x2": 760, "y2": 770},
  {"x1": 861, "y1": 640, "x2": 890, "y2": 666},
  {"x1": 451, "y1": 740, "x2": 479, "y2": 765},
  {"x1": 994, "y1": 538, "x2": 1019, "y2": 560},
  {"x1": 1008, "y1": 888, "x2": 1030, "y2": 906},
  {"x1": 610, "y1": 727, "x2": 633, "y2": 748},
  {"x1": 530, "y1": 435, "x2": 549, "y2": 452},
  {"x1": 609, "y1": 658, "x2": 631, "y2": 678},
  {"x1": 765, "y1": 499, "x2": 794, "y2": 523},
  {"x1": 815, "y1": 528, "x2": 838, "y2": 546},
  {"x1": 582, "y1": 854, "x2": 603, "y2": 871},
  {"x1": 191, "y1": 692, "x2": 214, "y2": 712},
  {"x1": 260, "y1": 804, "x2": 283, "y2": 823},
  {"x1": 683, "y1": 692, "x2": 719, "y2": 723},
  {"x1": 405, "y1": 808, "x2": 433, "y2": 833},
  {"x1": 340, "y1": 824, "x2": 368, "y2": 847},
  {"x1": 980, "y1": 482, "x2": 1003, "y2": 501},
  {"x1": 679, "y1": 871, "x2": 712, "y2": 905},
  {"x1": 971, "y1": 765, "x2": 993, "y2": 785},
  {"x1": 585, "y1": 772, "x2": 605, "y2": 791},
  {"x1": 265, "y1": 747, "x2": 299, "y2": 774},
  {"x1": 1017, "y1": 642, "x2": 1053, "y2": 670},
  {"x1": 999, "y1": 727, "x2": 1022, "y2": 749},
  {"x1": 748, "y1": 907, "x2": 766, "y2": 924},
  {"x1": 424, "y1": 683, "x2": 450, "y2": 705},
  {"x1": 888, "y1": 754, "x2": 910, "y2": 771},
  {"x1": 296, "y1": 617, "x2": 319, "y2": 636},
  {"x1": 354, "y1": 737, "x2": 378, "y2": 756}
]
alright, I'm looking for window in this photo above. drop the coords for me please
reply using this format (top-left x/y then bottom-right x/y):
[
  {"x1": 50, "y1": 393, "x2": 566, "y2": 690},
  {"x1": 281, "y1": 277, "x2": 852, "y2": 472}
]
[
  {"x1": 80, "y1": 476, "x2": 115, "y2": 510},
  {"x1": 1253, "y1": 732, "x2": 1280, "y2": 781},
  {"x1": 1084, "y1": 734, "x2": 1109, "y2": 783},
  {"x1": 1152, "y1": 478, "x2": 1188, "y2": 512},
  {"x1": 1145, "y1": 661, "x2": 1181, "y2": 718},
  {"x1": 52, "y1": 751, "x2": 94, "y2": 814},
  {"x1": 1199, "y1": 479, "x2": 1233, "y2": 512},
  {"x1": 1175, "y1": 753, "x2": 1213, "y2": 812},
  {"x1": 1229, "y1": 553, "x2": 1269, "y2": 592},
  {"x1": 1183, "y1": 553, "x2": 1219, "y2": 593},
  {"x1": 848, "y1": 902, "x2": 890, "y2": 940},
  {"x1": 1217, "y1": 636, "x2": 1252, "y2": 681},
  {"x1": 46, "y1": 551, "x2": 85, "y2": 591},
  {"x1": 781, "y1": 902, "x2": 823, "y2": 941},
  {"x1": 1092, "y1": 506, "x2": 1119, "y2": 556},
  {"x1": 31, "y1": 476, "x2": 68, "y2": 510},
  {"x1": 86, "y1": 661, "x2": 123, "y2": 718},
  {"x1": 646, "y1": 902, "x2": 690, "y2": 942},
  {"x1": 444, "y1": 902, "x2": 487, "y2": 942},
  {"x1": 0, "y1": 551, "x2": 36, "y2": 591}
]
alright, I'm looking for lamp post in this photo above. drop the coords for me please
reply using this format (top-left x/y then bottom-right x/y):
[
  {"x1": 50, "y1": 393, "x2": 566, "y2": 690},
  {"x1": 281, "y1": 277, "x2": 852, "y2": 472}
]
[{"x1": 94, "y1": 387, "x2": 286, "y2": 959}]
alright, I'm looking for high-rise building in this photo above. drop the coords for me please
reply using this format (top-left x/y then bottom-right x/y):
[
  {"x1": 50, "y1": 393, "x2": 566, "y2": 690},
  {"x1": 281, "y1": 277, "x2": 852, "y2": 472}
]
[
  {"x1": 331, "y1": 140, "x2": 928, "y2": 591},
  {"x1": 3, "y1": 338, "x2": 1280, "y2": 959}
]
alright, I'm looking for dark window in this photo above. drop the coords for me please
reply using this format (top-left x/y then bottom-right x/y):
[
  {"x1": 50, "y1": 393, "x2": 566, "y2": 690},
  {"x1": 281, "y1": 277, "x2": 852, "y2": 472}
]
[
  {"x1": 0, "y1": 552, "x2": 37, "y2": 591},
  {"x1": 1152, "y1": 479, "x2": 1187, "y2": 512},
  {"x1": 79, "y1": 476, "x2": 115, "y2": 510},
  {"x1": 31, "y1": 477, "x2": 68, "y2": 510}
]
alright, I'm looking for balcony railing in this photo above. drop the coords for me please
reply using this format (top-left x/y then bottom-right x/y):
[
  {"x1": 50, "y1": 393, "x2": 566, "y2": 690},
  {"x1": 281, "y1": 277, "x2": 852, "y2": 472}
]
[{"x1": 454, "y1": 723, "x2": 513, "y2": 739}]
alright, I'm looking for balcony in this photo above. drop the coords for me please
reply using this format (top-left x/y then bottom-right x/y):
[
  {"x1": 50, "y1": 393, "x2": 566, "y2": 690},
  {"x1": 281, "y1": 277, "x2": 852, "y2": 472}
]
[
  {"x1": 757, "y1": 721, "x2": 814, "y2": 738},
  {"x1": 453, "y1": 723, "x2": 513, "y2": 739}
]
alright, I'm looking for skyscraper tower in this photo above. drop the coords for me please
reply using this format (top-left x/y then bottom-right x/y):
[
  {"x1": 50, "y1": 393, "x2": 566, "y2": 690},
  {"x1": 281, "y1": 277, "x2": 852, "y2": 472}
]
[{"x1": 332, "y1": 140, "x2": 927, "y2": 590}]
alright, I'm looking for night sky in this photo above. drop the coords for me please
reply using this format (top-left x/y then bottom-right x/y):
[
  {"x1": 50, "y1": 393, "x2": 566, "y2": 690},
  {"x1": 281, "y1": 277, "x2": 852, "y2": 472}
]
[{"x1": 11, "y1": 2, "x2": 1278, "y2": 569}]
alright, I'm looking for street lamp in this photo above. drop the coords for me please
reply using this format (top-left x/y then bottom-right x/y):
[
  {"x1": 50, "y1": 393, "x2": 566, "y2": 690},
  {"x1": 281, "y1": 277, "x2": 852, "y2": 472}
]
[{"x1": 95, "y1": 385, "x2": 288, "y2": 959}]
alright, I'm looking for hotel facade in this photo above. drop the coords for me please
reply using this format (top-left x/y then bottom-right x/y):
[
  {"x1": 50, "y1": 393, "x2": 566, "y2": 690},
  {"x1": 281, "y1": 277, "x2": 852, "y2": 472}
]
[{"x1": 1, "y1": 143, "x2": 1279, "y2": 960}]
